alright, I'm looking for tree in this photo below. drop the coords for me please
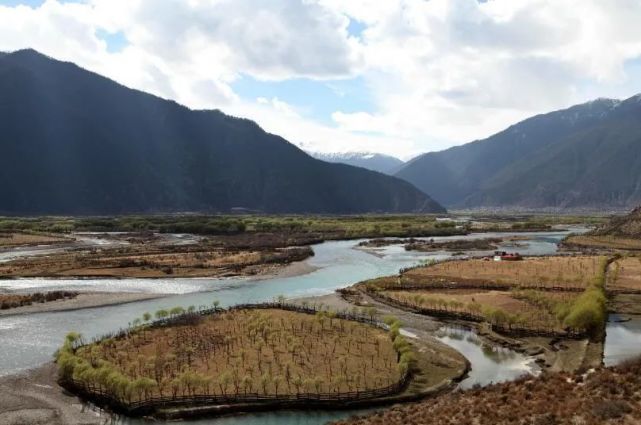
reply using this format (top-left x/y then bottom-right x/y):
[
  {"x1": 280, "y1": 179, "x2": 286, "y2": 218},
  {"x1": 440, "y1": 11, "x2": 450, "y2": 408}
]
[
  {"x1": 260, "y1": 373, "x2": 271, "y2": 395},
  {"x1": 218, "y1": 372, "x2": 231, "y2": 396},
  {"x1": 242, "y1": 375, "x2": 253, "y2": 395},
  {"x1": 142, "y1": 312, "x2": 152, "y2": 323}
]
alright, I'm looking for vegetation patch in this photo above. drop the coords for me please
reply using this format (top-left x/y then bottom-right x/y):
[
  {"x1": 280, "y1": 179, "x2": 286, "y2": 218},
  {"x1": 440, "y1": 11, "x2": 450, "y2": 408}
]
[
  {"x1": 380, "y1": 289, "x2": 579, "y2": 335},
  {"x1": 56, "y1": 305, "x2": 414, "y2": 417},
  {"x1": 563, "y1": 235, "x2": 641, "y2": 251},
  {"x1": 608, "y1": 256, "x2": 641, "y2": 293},
  {"x1": 398, "y1": 255, "x2": 607, "y2": 291},
  {"x1": 0, "y1": 242, "x2": 312, "y2": 279},
  {"x1": 333, "y1": 356, "x2": 641, "y2": 425},
  {"x1": 0, "y1": 215, "x2": 465, "y2": 240},
  {"x1": 0, "y1": 291, "x2": 78, "y2": 310},
  {"x1": 357, "y1": 256, "x2": 610, "y2": 337}
]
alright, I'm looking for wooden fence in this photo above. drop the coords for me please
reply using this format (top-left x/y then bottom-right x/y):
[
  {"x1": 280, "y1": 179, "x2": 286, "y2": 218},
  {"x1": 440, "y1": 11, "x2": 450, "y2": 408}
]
[
  {"x1": 62, "y1": 372, "x2": 411, "y2": 416},
  {"x1": 64, "y1": 302, "x2": 412, "y2": 416}
]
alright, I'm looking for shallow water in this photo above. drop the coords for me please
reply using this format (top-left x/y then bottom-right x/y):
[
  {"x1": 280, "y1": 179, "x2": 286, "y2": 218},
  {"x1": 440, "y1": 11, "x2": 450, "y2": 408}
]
[
  {"x1": 0, "y1": 230, "x2": 576, "y2": 425},
  {"x1": 435, "y1": 326, "x2": 539, "y2": 388},
  {"x1": 604, "y1": 315, "x2": 641, "y2": 367}
]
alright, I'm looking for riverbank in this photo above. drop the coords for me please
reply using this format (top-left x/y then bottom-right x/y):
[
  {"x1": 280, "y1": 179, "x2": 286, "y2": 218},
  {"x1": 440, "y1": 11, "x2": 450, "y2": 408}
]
[
  {"x1": 0, "y1": 363, "x2": 105, "y2": 425},
  {"x1": 0, "y1": 292, "x2": 164, "y2": 317}
]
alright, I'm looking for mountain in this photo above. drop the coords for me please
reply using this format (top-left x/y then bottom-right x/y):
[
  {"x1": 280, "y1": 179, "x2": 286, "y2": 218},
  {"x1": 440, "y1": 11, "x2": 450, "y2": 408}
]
[
  {"x1": 309, "y1": 152, "x2": 404, "y2": 175},
  {"x1": 591, "y1": 206, "x2": 641, "y2": 238},
  {"x1": 396, "y1": 96, "x2": 641, "y2": 210},
  {"x1": 0, "y1": 49, "x2": 445, "y2": 215}
]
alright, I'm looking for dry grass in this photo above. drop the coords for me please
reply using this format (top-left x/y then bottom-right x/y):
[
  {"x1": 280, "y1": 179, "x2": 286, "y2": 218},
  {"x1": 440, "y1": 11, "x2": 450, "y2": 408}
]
[
  {"x1": 565, "y1": 235, "x2": 641, "y2": 251},
  {"x1": 609, "y1": 256, "x2": 641, "y2": 292},
  {"x1": 402, "y1": 256, "x2": 606, "y2": 290},
  {"x1": 382, "y1": 289, "x2": 577, "y2": 332},
  {"x1": 0, "y1": 232, "x2": 70, "y2": 247},
  {"x1": 334, "y1": 358, "x2": 641, "y2": 425},
  {"x1": 0, "y1": 246, "x2": 311, "y2": 278},
  {"x1": 68, "y1": 309, "x2": 401, "y2": 400}
]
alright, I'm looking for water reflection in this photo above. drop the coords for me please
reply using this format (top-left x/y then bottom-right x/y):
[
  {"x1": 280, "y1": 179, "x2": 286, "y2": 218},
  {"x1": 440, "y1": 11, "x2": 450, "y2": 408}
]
[
  {"x1": 435, "y1": 326, "x2": 539, "y2": 389},
  {"x1": 604, "y1": 315, "x2": 641, "y2": 367}
]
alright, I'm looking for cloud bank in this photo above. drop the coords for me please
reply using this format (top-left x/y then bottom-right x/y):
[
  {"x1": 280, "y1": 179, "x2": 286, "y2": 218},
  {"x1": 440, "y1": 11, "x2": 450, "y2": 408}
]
[{"x1": 1, "y1": 0, "x2": 641, "y2": 158}]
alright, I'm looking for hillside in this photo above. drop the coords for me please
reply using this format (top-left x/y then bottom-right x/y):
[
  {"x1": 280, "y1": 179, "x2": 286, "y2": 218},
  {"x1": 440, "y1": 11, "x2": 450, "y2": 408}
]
[
  {"x1": 592, "y1": 207, "x2": 641, "y2": 237},
  {"x1": 396, "y1": 96, "x2": 641, "y2": 209},
  {"x1": 309, "y1": 152, "x2": 404, "y2": 175},
  {"x1": 0, "y1": 50, "x2": 444, "y2": 215}
]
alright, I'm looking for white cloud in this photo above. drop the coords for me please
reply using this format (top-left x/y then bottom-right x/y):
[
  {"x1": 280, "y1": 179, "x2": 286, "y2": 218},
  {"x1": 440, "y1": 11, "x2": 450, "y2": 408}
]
[{"x1": 1, "y1": 0, "x2": 641, "y2": 159}]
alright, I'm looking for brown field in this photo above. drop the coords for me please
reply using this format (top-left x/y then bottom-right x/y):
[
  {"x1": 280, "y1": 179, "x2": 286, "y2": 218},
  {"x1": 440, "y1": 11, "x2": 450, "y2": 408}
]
[
  {"x1": 609, "y1": 256, "x2": 641, "y2": 292},
  {"x1": 382, "y1": 289, "x2": 577, "y2": 332},
  {"x1": 62, "y1": 308, "x2": 403, "y2": 403},
  {"x1": 334, "y1": 358, "x2": 641, "y2": 425},
  {"x1": 0, "y1": 245, "x2": 312, "y2": 278},
  {"x1": 564, "y1": 235, "x2": 641, "y2": 251},
  {"x1": 0, "y1": 232, "x2": 71, "y2": 247},
  {"x1": 401, "y1": 256, "x2": 606, "y2": 290}
]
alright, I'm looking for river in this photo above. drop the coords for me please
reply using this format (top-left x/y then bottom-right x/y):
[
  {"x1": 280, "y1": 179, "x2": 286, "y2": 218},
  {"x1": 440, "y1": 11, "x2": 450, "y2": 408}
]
[{"x1": 5, "y1": 228, "x2": 633, "y2": 425}]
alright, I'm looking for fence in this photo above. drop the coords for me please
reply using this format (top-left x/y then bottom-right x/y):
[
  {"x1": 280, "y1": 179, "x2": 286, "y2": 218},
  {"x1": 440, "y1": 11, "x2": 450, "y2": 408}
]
[
  {"x1": 62, "y1": 372, "x2": 411, "y2": 416},
  {"x1": 64, "y1": 302, "x2": 412, "y2": 416}
]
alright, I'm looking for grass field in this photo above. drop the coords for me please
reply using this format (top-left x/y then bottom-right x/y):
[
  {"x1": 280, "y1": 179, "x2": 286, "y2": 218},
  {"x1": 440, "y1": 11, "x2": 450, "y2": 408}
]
[
  {"x1": 564, "y1": 235, "x2": 641, "y2": 251},
  {"x1": 381, "y1": 289, "x2": 579, "y2": 332},
  {"x1": 0, "y1": 215, "x2": 464, "y2": 239},
  {"x1": 401, "y1": 256, "x2": 607, "y2": 290},
  {"x1": 58, "y1": 308, "x2": 408, "y2": 404},
  {"x1": 609, "y1": 256, "x2": 641, "y2": 292}
]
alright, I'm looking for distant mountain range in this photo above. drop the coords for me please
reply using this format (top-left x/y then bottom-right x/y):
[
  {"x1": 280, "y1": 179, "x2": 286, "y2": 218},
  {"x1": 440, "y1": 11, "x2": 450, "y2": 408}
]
[
  {"x1": 308, "y1": 152, "x2": 404, "y2": 175},
  {"x1": 0, "y1": 49, "x2": 445, "y2": 215},
  {"x1": 396, "y1": 96, "x2": 641, "y2": 210}
]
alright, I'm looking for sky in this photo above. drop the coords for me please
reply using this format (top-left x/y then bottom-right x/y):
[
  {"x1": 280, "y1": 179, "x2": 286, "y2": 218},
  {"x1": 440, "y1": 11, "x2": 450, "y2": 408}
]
[{"x1": 2, "y1": 0, "x2": 641, "y2": 159}]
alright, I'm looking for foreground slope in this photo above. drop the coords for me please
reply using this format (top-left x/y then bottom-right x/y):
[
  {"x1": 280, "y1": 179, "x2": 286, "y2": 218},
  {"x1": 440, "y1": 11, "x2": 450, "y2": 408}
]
[
  {"x1": 0, "y1": 49, "x2": 443, "y2": 214},
  {"x1": 396, "y1": 97, "x2": 641, "y2": 209},
  {"x1": 335, "y1": 357, "x2": 641, "y2": 425}
]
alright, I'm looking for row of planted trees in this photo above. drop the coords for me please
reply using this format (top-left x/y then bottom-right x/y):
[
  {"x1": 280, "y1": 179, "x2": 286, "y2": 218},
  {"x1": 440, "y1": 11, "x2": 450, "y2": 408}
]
[
  {"x1": 368, "y1": 256, "x2": 611, "y2": 337},
  {"x1": 56, "y1": 302, "x2": 415, "y2": 410}
]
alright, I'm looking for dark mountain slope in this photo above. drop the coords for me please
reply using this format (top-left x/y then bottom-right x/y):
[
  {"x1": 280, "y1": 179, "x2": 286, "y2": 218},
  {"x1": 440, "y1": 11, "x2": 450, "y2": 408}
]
[
  {"x1": 396, "y1": 97, "x2": 641, "y2": 209},
  {"x1": 0, "y1": 49, "x2": 444, "y2": 215}
]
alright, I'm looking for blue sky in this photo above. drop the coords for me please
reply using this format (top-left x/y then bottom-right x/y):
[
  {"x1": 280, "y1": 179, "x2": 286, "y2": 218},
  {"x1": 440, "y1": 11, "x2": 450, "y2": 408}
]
[{"x1": 2, "y1": 0, "x2": 641, "y2": 158}]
